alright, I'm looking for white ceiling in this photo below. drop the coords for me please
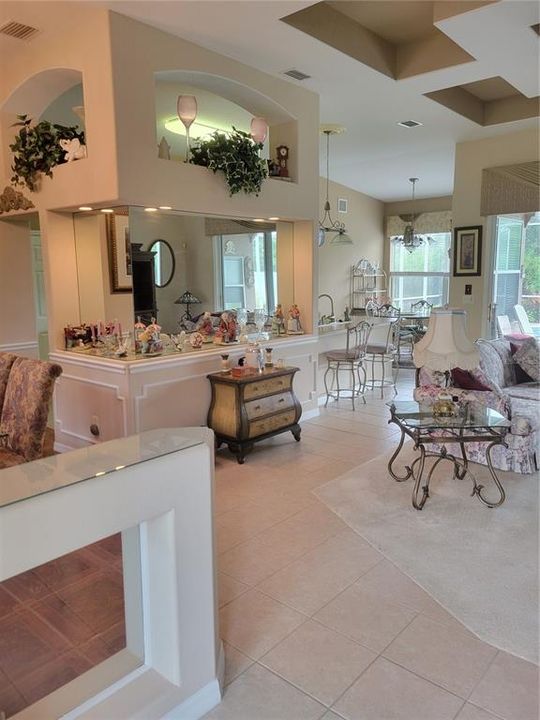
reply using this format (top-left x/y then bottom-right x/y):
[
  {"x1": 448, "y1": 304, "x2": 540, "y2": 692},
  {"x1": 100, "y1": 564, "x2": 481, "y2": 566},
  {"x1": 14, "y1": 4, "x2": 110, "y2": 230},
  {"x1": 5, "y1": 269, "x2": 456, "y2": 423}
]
[{"x1": 3, "y1": 0, "x2": 538, "y2": 201}]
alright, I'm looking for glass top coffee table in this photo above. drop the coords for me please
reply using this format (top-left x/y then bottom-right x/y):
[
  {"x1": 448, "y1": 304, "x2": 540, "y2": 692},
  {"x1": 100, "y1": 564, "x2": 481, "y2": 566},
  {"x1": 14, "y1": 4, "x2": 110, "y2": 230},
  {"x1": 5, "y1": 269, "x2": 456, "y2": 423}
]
[{"x1": 387, "y1": 401, "x2": 510, "y2": 510}]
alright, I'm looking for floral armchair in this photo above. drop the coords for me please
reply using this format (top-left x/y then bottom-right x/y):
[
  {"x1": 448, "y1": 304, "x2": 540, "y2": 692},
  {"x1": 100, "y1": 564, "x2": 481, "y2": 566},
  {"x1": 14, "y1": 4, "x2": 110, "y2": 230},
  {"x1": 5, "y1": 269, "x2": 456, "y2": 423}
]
[
  {"x1": 413, "y1": 339, "x2": 538, "y2": 474},
  {"x1": 0, "y1": 354, "x2": 62, "y2": 469}
]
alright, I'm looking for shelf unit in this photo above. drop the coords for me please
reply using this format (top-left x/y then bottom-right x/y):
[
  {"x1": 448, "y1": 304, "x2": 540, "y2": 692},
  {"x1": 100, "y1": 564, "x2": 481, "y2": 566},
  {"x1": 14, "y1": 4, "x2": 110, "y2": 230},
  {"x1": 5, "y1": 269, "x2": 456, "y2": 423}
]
[{"x1": 350, "y1": 259, "x2": 387, "y2": 314}]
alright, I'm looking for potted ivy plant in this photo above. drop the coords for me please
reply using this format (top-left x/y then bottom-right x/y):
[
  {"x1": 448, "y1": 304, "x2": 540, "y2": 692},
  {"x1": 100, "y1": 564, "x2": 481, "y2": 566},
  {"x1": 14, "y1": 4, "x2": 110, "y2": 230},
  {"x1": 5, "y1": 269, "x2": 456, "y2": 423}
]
[
  {"x1": 9, "y1": 114, "x2": 85, "y2": 192},
  {"x1": 190, "y1": 127, "x2": 268, "y2": 196}
]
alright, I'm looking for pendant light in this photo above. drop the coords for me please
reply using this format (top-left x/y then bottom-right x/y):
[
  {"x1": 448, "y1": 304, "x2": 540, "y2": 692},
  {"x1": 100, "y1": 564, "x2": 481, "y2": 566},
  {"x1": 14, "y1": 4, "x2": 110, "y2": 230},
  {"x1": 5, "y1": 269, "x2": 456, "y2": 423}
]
[
  {"x1": 319, "y1": 125, "x2": 353, "y2": 246},
  {"x1": 392, "y1": 178, "x2": 430, "y2": 253}
]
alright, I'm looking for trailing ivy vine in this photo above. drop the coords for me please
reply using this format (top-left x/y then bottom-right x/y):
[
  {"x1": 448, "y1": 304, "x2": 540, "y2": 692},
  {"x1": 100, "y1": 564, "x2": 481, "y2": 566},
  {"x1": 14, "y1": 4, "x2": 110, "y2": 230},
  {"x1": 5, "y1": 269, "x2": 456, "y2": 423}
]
[
  {"x1": 190, "y1": 127, "x2": 268, "y2": 196},
  {"x1": 9, "y1": 114, "x2": 85, "y2": 192}
]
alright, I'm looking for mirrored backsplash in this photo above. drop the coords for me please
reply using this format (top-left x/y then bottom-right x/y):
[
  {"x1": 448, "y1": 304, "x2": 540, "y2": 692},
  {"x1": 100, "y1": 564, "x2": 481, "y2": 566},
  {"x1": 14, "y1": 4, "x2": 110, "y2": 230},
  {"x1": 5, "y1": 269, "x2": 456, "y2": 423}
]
[{"x1": 72, "y1": 207, "x2": 295, "y2": 348}]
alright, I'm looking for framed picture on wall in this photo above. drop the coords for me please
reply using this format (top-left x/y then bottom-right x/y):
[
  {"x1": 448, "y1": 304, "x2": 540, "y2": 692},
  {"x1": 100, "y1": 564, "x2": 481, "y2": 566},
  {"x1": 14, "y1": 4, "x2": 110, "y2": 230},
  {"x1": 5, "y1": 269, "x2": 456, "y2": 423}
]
[
  {"x1": 453, "y1": 226, "x2": 482, "y2": 277},
  {"x1": 107, "y1": 209, "x2": 132, "y2": 292}
]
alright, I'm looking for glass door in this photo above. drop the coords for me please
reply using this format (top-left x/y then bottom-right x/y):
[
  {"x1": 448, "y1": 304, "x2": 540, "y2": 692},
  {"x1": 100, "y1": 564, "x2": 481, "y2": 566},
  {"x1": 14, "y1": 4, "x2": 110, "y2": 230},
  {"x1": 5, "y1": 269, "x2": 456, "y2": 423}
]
[{"x1": 489, "y1": 212, "x2": 540, "y2": 337}]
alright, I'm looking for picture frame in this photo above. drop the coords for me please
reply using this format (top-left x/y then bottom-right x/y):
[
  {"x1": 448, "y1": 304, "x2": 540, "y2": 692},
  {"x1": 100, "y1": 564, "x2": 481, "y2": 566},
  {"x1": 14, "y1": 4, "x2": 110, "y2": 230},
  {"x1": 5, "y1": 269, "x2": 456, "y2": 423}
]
[
  {"x1": 453, "y1": 225, "x2": 482, "y2": 277},
  {"x1": 107, "y1": 209, "x2": 132, "y2": 292}
]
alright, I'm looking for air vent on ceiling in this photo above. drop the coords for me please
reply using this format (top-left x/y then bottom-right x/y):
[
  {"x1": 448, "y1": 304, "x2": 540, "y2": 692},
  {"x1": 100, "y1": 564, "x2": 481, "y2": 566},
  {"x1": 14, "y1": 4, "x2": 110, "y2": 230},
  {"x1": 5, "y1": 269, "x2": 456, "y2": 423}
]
[
  {"x1": 283, "y1": 69, "x2": 311, "y2": 81},
  {"x1": 397, "y1": 120, "x2": 423, "y2": 128},
  {"x1": 0, "y1": 21, "x2": 39, "y2": 40}
]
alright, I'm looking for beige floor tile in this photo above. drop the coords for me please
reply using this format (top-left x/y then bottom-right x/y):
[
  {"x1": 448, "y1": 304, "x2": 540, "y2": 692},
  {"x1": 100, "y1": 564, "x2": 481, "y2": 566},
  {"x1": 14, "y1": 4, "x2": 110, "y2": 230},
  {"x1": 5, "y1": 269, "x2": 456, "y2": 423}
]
[
  {"x1": 219, "y1": 589, "x2": 305, "y2": 660},
  {"x1": 215, "y1": 500, "x2": 301, "y2": 554},
  {"x1": 203, "y1": 663, "x2": 325, "y2": 720},
  {"x1": 354, "y1": 559, "x2": 468, "y2": 633},
  {"x1": 469, "y1": 650, "x2": 539, "y2": 720},
  {"x1": 255, "y1": 503, "x2": 348, "y2": 559},
  {"x1": 455, "y1": 704, "x2": 502, "y2": 720},
  {"x1": 320, "y1": 712, "x2": 346, "y2": 720},
  {"x1": 314, "y1": 583, "x2": 417, "y2": 653},
  {"x1": 383, "y1": 615, "x2": 497, "y2": 698},
  {"x1": 333, "y1": 657, "x2": 464, "y2": 720},
  {"x1": 218, "y1": 533, "x2": 301, "y2": 586},
  {"x1": 218, "y1": 573, "x2": 249, "y2": 608},
  {"x1": 257, "y1": 529, "x2": 383, "y2": 616},
  {"x1": 260, "y1": 620, "x2": 376, "y2": 707},
  {"x1": 222, "y1": 642, "x2": 253, "y2": 686}
]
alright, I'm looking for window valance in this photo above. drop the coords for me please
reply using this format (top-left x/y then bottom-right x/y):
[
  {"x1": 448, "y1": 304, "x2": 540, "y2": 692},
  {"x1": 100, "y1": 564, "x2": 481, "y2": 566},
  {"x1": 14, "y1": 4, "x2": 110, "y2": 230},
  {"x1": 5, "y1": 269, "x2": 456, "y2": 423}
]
[
  {"x1": 205, "y1": 218, "x2": 275, "y2": 236},
  {"x1": 481, "y1": 161, "x2": 540, "y2": 216},
  {"x1": 386, "y1": 210, "x2": 452, "y2": 237}
]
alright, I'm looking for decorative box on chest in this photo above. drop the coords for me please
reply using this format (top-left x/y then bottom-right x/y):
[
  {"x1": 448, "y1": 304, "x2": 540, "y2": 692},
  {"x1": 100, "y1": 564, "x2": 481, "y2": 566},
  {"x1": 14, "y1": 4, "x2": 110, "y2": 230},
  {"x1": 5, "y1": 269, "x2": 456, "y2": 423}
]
[{"x1": 207, "y1": 366, "x2": 302, "y2": 463}]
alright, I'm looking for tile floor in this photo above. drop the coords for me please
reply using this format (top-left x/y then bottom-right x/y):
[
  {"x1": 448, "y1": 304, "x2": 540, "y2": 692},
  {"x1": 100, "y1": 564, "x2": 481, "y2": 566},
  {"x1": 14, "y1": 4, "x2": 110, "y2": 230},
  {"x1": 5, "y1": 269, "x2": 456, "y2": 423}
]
[
  {"x1": 0, "y1": 534, "x2": 126, "y2": 717},
  {"x1": 0, "y1": 372, "x2": 537, "y2": 719},
  {"x1": 206, "y1": 371, "x2": 539, "y2": 720}
]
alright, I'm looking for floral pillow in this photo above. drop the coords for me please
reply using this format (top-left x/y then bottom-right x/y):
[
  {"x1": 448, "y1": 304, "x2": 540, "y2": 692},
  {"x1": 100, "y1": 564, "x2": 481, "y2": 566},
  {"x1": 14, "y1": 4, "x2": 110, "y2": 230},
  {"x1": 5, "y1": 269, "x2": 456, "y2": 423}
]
[{"x1": 513, "y1": 337, "x2": 540, "y2": 382}]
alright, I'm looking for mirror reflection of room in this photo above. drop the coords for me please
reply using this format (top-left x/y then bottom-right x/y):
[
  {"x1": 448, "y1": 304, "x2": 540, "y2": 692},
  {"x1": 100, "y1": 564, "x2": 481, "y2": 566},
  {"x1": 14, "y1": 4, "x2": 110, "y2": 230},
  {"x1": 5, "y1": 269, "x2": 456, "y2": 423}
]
[{"x1": 72, "y1": 207, "x2": 291, "y2": 355}]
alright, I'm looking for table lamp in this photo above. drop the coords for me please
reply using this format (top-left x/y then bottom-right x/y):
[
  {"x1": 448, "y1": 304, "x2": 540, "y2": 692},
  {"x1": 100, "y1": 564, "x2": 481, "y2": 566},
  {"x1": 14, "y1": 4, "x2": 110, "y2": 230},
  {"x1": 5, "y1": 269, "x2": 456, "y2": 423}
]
[
  {"x1": 413, "y1": 308, "x2": 479, "y2": 415},
  {"x1": 174, "y1": 290, "x2": 201, "y2": 321}
]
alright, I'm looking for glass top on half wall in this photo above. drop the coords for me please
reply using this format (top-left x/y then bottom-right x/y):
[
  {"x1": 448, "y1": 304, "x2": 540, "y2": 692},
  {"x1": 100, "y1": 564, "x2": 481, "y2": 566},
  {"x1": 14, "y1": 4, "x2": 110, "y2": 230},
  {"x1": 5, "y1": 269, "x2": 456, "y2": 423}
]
[{"x1": 388, "y1": 401, "x2": 511, "y2": 431}]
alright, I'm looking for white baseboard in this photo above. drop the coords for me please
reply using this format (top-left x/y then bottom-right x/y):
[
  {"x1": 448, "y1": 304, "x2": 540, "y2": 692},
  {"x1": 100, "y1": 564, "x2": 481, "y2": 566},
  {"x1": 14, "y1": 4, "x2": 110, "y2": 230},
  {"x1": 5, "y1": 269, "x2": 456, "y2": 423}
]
[
  {"x1": 160, "y1": 678, "x2": 222, "y2": 719},
  {"x1": 0, "y1": 341, "x2": 39, "y2": 358}
]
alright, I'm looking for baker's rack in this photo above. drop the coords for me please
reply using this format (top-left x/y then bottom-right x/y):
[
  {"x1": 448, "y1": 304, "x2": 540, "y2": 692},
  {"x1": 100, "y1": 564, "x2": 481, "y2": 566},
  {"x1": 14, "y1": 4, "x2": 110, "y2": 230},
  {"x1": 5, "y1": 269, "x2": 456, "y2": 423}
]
[{"x1": 350, "y1": 258, "x2": 387, "y2": 314}]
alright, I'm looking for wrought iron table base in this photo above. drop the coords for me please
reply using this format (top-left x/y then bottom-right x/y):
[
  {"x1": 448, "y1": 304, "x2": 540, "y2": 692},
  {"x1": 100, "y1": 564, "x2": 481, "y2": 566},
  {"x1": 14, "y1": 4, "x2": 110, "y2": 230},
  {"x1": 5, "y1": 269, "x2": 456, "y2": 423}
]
[{"x1": 388, "y1": 427, "x2": 507, "y2": 510}]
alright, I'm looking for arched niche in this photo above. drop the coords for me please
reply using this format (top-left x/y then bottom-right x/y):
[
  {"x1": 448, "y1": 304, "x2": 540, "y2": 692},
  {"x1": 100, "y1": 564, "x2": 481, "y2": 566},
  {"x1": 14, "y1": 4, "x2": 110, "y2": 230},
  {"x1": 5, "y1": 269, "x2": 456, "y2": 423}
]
[
  {"x1": 1, "y1": 68, "x2": 83, "y2": 120},
  {"x1": 154, "y1": 70, "x2": 298, "y2": 181}
]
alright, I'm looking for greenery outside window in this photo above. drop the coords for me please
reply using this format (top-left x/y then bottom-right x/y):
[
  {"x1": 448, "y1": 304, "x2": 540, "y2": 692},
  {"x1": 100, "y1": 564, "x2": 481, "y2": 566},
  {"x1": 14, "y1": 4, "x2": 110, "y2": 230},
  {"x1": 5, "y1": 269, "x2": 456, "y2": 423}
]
[{"x1": 389, "y1": 232, "x2": 451, "y2": 310}]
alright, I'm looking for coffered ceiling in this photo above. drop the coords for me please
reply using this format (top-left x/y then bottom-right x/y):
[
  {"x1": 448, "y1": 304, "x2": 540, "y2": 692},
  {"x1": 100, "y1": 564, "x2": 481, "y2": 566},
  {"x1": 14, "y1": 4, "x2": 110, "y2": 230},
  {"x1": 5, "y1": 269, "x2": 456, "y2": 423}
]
[{"x1": 2, "y1": 0, "x2": 539, "y2": 201}]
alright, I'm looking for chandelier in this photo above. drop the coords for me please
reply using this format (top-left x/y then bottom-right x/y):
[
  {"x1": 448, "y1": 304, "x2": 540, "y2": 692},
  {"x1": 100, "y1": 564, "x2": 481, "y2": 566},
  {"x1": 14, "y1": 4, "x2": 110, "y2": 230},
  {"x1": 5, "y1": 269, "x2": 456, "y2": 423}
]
[
  {"x1": 392, "y1": 178, "x2": 430, "y2": 253},
  {"x1": 318, "y1": 125, "x2": 353, "y2": 246}
]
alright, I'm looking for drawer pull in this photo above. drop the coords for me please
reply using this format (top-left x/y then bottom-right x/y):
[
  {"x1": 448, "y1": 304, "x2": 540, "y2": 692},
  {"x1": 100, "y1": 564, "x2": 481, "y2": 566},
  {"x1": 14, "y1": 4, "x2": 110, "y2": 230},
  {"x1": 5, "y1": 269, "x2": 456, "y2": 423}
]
[
  {"x1": 254, "y1": 405, "x2": 261, "y2": 410},
  {"x1": 278, "y1": 398, "x2": 285, "y2": 403}
]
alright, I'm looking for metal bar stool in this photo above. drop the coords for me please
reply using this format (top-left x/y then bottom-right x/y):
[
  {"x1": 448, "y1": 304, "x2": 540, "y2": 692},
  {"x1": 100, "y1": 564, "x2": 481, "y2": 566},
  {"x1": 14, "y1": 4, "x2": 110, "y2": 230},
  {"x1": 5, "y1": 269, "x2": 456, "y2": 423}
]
[
  {"x1": 324, "y1": 321, "x2": 372, "y2": 410},
  {"x1": 364, "y1": 317, "x2": 400, "y2": 398}
]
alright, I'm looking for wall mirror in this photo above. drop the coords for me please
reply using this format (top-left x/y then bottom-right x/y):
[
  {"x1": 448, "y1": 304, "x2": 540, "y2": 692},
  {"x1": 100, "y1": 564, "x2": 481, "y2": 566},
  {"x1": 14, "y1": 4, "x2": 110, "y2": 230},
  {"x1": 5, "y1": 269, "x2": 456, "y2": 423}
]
[
  {"x1": 149, "y1": 239, "x2": 175, "y2": 288},
  {"x1": 73, "y1": 206, "x2": 295, "y2": 336}
]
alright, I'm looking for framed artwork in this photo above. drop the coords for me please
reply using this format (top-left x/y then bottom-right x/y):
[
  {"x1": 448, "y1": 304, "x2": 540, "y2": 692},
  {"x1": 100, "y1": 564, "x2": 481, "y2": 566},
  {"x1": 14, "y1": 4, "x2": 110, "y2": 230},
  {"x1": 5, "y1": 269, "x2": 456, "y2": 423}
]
[
  {"x1": 107, "y1": 210, "x2": 132, "y2": 292},
  {"x1": 453, "y1": 225, "x2": 482, "y2": 277}
]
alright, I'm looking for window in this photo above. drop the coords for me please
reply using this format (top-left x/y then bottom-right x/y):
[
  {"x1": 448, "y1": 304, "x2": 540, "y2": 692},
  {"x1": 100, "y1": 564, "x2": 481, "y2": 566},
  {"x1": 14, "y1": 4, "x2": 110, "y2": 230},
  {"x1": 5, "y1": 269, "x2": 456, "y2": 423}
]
[
  {"x1": 389, "y1": 232, "x2": 451, "y2": 310},
  {"x1": 218, "y1": 232, "x2": 277, "y2": 311}
]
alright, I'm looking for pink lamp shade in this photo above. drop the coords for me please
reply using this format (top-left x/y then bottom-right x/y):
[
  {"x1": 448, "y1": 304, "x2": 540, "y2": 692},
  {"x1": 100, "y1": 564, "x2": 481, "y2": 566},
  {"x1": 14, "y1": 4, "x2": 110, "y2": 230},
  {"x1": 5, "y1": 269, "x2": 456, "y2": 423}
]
[
  {"x1": 413, "y1": 308, "x2": 479, "y2": 371},
  {"x1": 177, "y1": 95, "x2": 198, "y2": 129},
  {"x1": 250, "y1": 117, "x2": 268, "y2": 144}
]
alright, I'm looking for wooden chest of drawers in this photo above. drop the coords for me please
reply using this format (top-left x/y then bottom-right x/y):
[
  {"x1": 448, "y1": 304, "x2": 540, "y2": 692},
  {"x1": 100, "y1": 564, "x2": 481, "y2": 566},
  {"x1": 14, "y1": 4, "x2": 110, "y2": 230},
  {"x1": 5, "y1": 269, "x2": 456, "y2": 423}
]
[{"x1": 207, "y1": 366, "x2": 302, "y2": 463}]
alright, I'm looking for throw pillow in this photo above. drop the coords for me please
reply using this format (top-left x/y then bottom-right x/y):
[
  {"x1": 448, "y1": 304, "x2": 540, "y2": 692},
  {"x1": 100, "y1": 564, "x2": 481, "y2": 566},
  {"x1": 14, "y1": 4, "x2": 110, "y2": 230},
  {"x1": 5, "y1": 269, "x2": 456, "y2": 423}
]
[
  {"x1": 513, "y1": 337, "x2": 540, "y2": 382},
  {"x1": 451, "y1": 367, "x2": 491, "y2": 391},
  {"x1": 510, "y1": 342, "x2": 535, "y2": 383}
]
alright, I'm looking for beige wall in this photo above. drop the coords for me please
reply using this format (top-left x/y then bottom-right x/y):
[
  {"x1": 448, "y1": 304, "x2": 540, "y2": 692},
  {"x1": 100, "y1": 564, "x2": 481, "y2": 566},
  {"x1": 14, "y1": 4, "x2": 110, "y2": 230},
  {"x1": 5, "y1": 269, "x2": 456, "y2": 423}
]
[
  {"x1": 318, "y1": 178, "x2": 385, "y2": 320},
  {"x1": 0, "y1": 218, "x2": 37, "y2": 348},
  {"x1": 451, "y1": 127, "x2": 539, "y2": 340}
]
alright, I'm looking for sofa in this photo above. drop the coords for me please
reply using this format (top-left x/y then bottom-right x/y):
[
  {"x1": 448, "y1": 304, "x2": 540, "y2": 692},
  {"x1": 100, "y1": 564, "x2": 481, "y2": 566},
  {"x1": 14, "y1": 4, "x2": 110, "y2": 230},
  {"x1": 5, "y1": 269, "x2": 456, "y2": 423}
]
[
  {"x1": 414, "y1": 337, "x2": 539, "y2": 474},
  {"x1": 0, "y1": 352, "x2": 62, "y2": 468}
]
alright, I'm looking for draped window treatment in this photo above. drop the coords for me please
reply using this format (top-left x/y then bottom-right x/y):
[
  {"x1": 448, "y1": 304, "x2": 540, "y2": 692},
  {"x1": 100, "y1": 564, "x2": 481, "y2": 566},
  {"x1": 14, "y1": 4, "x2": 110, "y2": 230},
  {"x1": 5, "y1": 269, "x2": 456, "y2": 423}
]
[
  {"x1": 205, "y1": 218, "x2": 276, "y2": 236},
  {"x1": 481, "y1": 161, "x2": 540, "y2": 216},
  {"x1": 386, "y1": 210, "x2": 452, "y2": 237}
]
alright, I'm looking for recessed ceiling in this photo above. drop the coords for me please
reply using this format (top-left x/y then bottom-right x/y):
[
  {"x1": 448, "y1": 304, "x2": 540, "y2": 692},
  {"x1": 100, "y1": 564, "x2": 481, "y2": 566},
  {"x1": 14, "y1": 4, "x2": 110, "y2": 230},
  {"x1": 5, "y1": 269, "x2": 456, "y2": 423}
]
[
  {"x1": 2, "y1": 0, "x2": 538, "y2": 201},
  {"x1": 461, "y1": 77, "x2": 520, "y2": 102}
]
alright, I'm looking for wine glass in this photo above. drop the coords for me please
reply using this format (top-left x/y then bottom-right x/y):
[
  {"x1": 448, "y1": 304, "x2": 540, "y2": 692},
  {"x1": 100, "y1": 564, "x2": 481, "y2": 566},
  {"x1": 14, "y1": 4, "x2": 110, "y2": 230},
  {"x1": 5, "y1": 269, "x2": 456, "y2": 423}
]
[
  {"x1": 254, "y1": 308, "x2": 267, "y2": 340},
  {"x1": 236, "y1": 308, "x2": 248, "y2": 342}
]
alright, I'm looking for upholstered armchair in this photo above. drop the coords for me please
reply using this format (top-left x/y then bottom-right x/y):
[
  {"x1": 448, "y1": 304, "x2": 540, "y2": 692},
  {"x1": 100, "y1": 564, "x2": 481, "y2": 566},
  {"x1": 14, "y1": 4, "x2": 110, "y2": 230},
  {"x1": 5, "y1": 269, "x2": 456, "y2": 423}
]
[{"x1": 0, "y1": 356, "x2": 62, "y2": 468}]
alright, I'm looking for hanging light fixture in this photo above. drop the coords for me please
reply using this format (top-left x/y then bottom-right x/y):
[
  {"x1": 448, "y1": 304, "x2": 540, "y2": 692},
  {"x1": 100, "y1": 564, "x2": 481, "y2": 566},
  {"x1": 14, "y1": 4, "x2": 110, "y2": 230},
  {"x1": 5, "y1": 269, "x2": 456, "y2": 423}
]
[
  {"x1": 177, "y1": 95, "x2": 198, "y2": 162},
  {"x1": 392, "y1": 177, "x2": 431, "y2": 253},
  {"x1": 250, "y1": 117, "x2": 268, "y2": 145},
  {"x1": 318, "y1": 125, "x2": 353, "y2": 246}
]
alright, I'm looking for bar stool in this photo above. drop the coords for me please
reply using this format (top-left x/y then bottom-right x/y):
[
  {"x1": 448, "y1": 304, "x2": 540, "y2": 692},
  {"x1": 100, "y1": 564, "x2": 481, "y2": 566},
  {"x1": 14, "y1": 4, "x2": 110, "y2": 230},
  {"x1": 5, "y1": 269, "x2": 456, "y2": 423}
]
[
  {"x1": 324, "y1": 321, "x2": 372, "y2": 410},
  {"x1": 364, "y1": 317, "x2": 400, "y2": 398}
]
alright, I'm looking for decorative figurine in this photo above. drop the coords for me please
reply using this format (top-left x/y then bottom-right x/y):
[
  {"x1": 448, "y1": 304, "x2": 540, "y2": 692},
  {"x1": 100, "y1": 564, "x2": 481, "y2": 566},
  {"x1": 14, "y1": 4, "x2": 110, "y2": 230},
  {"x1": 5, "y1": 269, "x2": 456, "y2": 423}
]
[
  {"x1": 217, "y1": 311, "x2": 238, "y2": 343},
  {"x1": 276, "y1": 145, "x2": 289, "y2": 178},
  {"x1": 287, "y1": 304, "x2": 303, "y2": 335},
  {"x1": 59, "y1": 137, "x2": 87, "y2": 162},
  {"x1": 344, "y1": 306, "x2": 351, "y2": 322},
  {"x1": 272, "y1": 304, "x2": 286, "y2": 335},
  {"x1": 226, "y1": 311, "x2": 238, "y2": 343},
  {"x1": 196, "y1": 311, "x2": 214, "y2": 337},
  {"x1": 134, "y1": 316, "x2": 146, "y2": 353},
  {"x1": 189, "y1": 331, "x2": 205, "y2": 349},
  {"x1": 140, "y1": 317, "x2": 162, "y2": 354}
]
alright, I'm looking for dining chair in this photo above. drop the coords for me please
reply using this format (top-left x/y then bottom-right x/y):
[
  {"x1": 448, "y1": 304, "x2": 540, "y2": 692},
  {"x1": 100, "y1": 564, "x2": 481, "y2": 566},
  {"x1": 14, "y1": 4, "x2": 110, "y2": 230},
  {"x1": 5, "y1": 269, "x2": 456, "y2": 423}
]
[
  {"x1": 324, "y1": 320, "x2": 372, "y2": 410},
  {"x1": 497, "y1": 315, "x2": 513, "y2": 337},
  {"x1": 514, "y1": 304, "x2": 535, "y2": 336}
]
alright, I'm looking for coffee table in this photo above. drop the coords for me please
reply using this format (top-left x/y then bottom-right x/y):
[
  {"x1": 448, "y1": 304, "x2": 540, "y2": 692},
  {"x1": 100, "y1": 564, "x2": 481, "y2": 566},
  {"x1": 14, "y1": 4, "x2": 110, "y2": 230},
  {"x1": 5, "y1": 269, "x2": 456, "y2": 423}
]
[{"x1": 387, "y1": 401, "x2": 510, "y2": 510}]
